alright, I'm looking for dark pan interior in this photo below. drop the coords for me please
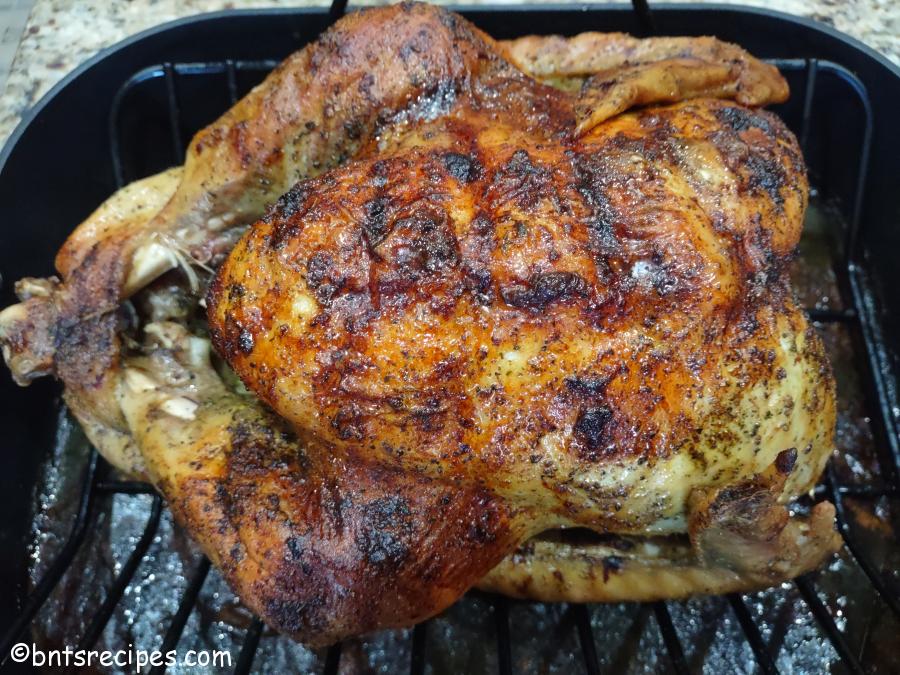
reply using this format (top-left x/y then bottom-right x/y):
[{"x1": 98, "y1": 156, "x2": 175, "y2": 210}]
[{"x1": 0, "y1": 4, "x2": 898, "y2": 673}]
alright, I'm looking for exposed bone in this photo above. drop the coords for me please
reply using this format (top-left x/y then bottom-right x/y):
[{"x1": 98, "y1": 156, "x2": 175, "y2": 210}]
[
  {"x1": 0, "y1": 299, "x2": 58, "y2": 384},
  {"x1": 124, "y1": 240, "x2": 178, "y2": 297},
  {"x1": 15, "y1": 277, "x2": 58, "y2": 300},
  {"x1": 0, "y1": 302, "x2": 28, "y2": 331},
  {"x1": 160, "y1": 396, "x2": 199, "y2": 420},
  {"x1": 125, "y1": 229, "x2": 215, "y2": 297},
  {"x1": 186, "y1": 336, "x2": 211, "y2": 366},
  {"x1": 164, "y1": 242, "x2": 202, "y2": 292},
  {"x1": 206, "y1": 211, "x2": 238, "y2": 232},
  {"x1": 124, "y1": 368, "x2": 159, "y2": 393},
  {"x1": 55, "y1": 167, "x2": 183, "y2": 278},
  {"x1": 144, "y1": 322, "x2": 178, "y2": 349}
]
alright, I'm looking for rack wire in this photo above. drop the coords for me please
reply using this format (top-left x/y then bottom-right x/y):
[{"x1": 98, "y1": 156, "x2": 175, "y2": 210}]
[{"x1": 1, "y1": 2, "x2": 898, "y2": 673}]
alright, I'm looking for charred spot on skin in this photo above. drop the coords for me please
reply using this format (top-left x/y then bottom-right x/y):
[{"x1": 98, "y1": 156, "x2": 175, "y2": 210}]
[
  {"x1": 745, "y1": 154, "x2": 786, "y2": 206},
  {"x1": 270, "y1": 184, "x2": 311, "y2": 223},
  {"x1": 343, "y1": 118, "x2": 364, "y2": 141},
  {"x1": 306, "y1": 251, "x2": 330, "y2": 288},
  {"x1": 398, "y1": 26, "x2": 429, "y2": 61},
  {"x1": 285, "y1": 536, "x2": 314, "y2": 575},
  {"x1": 442, "y1": 152, "x2": 482, "y2": 184},
  {"x1": 369, "y1": 160, "x2": 389, "y2": 188},
  {"x1": 375, "y1": 207, "x2": 459, "y2": 277},
  {"x1": 573, "y1": 406, "x2": 613, "y2": 458},
  {"x1": 573, "y1": 158, "x2": 622, "y2": 256},
  {"x1": 227, "y1": 283, "x2": 245, "y2": 301},
  {"x1": 565, "y1": 374, "x2": 612, "y2": 398},
  {"x1": 505, "y1": 149, "x2": 539, "y2": 177},
  {"x1": 470, "y1": 212, "x2": 494, "y2": 237},
  {"x1": 714, "y1": 106, "x2": 773, "y2": 135},
  {"x1": 286, "y1": 535, "x2": 304, "y2": 560},
  {"x1": 412, "y1": 407, "x2": 447, "y2": 434},
  {"x1": 331, "y1": 405, "x2": 365, "y2": 440},
  {"x1": 357, "y1": 496, "x2": 413, "y2": 566},
  {"x1": 357, "y1": 528, "x2": 409, "y2": 566},
  {"x1": 263, "y1": 595, "x2": 328, "y2": 635},
  {"x1": 467, "y1": 496, "x2": 500, "y2": 544},
  {"x1": 489, "y1": 149, "x2": 555, "y2": 211},
  {"x1": 238, "y1": 328, "x2": 254, "y2": 355},
  {"x1": 735, "y1": 313, "x2": 760, "y2": 341},
  {"x1": 602, "y1": 555, "x2": 623, "y2": 582},
  {"x1": 227, "y1": 420, "x2": 309, "y2": 476},
  {"x1": 268, "y1": 221, "x2": 301, "y2": 251},
  {"x1": 306, "y1": 251, "x2": 342, "y2": 304},
  {"x1": 588, "y1": 215, "x2": 621, "y2": 276},
  {"x1": 501, "y1": 272, "x2": 588, "y2": 310},
  {"x1": 453, "y1": 444, "x2": 472, "y2": 459},
  {"x1": 775, "y1": 447, "x2": 798, "y2": 475},
  {"x1": 463, "y1": 265, "x2": 494, "y2": 304},
  {"x1": 340, "y1": 294, "x2": 376, "y2": 335},
  {"x1": 406, "y1": 79, "x2": 459, "y2": 124},
  {"x1": 362, "y1": 195, "x2": 392, "y2": 247},
  {"x1": 367, "y1": 495, "x2": 413, "y2": 526},
  {"x1": 412, "y1": 212, "x2": 459, "y2": 273}
]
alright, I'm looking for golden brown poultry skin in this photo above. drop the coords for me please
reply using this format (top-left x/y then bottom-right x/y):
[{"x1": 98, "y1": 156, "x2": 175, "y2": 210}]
[
  {"x1": 209, "y1": 87, "x2": 827, "y2": 535},
  {"x1": 0, "y1": 2, "x2": 839, "y2": 646},
  {"x1": 118, "y1": 323, "x2": 520, "y2": 643},
  {"x1": 0, "y1": 2, "x2": 788, "y2": 419}
]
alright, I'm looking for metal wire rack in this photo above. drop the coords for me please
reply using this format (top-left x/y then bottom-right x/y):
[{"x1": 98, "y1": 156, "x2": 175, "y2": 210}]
[{"x1": 1, "y1": 1, "x2": 899, "y2": 673}]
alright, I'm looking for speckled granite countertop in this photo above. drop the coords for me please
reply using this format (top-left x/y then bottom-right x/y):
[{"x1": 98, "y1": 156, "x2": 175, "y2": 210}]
[{"x1": 0, "y1": 0, "x2": 898, "y2": 145}]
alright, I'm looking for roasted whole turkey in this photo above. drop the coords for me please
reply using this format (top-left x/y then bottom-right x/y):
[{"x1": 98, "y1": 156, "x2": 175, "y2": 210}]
[{"x1": 0, "y1": 2, "x2": 840, "y2": 646}]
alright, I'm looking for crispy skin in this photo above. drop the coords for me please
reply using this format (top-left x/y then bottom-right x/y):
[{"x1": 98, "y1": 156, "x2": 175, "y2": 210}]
[
  {"x1": 479, "y1": 501, "x2": 840, "y2": 601},
  {"x1": 500, "y1": 32, "x2": 788, "y2": 102},
  {"x1": 501, "y1": 34, "x2": 789, "y2": 135},
  {"x1": 0, "y1": 3, "x2": 502, "y2": 431},
  {"x1": 0, "y1": 168, "x2": 183, "y2": 450},
  {"x1": 118, "y1": 324, "x2": 519, "y2": 645},
  {"x1": 209, "y1": 97, "x2": 829, "y2": 535},
  {"x1": 1, "y1": 3, "x2": 839, "y2": 645},
  {"x1": 0, "y1": 3, "x2": 790, "y2": 418},
  {"x1": 480, "y1": 448, "x2": 840, "y2": 600}
]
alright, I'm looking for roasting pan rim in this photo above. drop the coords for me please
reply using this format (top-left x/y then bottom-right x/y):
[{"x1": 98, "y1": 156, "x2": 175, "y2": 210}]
[{"x1": 1, "y1": 2, "x2": 899, "y2": 669}]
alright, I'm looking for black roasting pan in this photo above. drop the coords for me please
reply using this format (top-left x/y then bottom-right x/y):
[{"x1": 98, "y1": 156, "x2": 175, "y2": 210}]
[{"x1": 0, "y1": 3, "x2": 898, "y2": 672}]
